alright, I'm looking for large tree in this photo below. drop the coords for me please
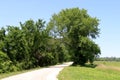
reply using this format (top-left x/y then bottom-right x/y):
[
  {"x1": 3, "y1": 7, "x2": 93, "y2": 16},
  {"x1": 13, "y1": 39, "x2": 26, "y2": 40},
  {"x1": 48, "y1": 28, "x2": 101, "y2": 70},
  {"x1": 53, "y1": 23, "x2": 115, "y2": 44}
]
[{"x1": 47, "y1": 8, "x2": 101, "y2": 65}]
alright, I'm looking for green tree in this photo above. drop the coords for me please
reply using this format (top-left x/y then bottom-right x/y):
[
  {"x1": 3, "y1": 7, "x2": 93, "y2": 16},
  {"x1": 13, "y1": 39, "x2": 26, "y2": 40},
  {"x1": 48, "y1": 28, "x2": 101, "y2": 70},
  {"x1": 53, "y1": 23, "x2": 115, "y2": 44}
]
[
  {"x1": 0, "y1": 28, "x2": 5, "y2": 50},
  {"x1": 20, "y1": 19, "x2": 51, "y2": 66},
  {"x1": 48, "y1": 8, "x2": 101, "y2": 65},
  {"x1": 3, "y1": 26, "x2": 30, "y2": 69}
]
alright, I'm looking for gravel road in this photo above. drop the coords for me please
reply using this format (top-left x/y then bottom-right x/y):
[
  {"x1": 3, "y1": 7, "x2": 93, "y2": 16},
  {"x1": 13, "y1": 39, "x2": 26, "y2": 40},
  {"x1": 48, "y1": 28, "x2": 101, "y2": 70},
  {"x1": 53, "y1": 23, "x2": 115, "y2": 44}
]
[{"x1": 2, "y1": 62, "x2": 73, "y2": 80}]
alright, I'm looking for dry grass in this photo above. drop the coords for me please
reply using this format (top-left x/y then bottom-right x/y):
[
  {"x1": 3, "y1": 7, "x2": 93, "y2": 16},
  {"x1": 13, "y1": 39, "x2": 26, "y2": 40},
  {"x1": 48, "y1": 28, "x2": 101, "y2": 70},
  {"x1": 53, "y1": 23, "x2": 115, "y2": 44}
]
[{"x1": 97, "y1": 63, "x2": 120, "y2": 71}]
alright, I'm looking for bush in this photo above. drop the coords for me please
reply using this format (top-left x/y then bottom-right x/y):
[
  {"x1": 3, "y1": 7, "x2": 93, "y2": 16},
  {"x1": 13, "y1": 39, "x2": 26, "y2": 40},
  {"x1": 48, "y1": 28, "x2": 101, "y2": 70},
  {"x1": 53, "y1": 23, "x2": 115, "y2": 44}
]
[
  {"x1": 0, "y1": 51, "x2": 12, "y2": 73},
  {"x1": 38, "y1": 52, "x2": 56, "y2": 66}
]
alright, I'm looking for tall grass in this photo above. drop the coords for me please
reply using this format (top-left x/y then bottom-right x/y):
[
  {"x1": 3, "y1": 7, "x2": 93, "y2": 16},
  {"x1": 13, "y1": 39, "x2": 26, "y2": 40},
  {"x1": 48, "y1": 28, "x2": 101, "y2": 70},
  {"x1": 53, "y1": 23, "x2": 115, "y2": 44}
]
[{"x1": 95, "y1": 61, "x2": 120, "y2": 67}]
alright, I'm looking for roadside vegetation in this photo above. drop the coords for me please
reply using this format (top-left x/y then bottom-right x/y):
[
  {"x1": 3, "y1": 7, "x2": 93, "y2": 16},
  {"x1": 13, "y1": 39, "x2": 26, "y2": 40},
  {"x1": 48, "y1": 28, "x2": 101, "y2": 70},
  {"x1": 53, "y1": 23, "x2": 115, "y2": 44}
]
[
  {"x1": 58, "y1": 61, "x2": 120, "y2": 80},
  {"x1": 0, "y1": 67, "x2": 41, "y2": 79},
  {"x1": 0, "y1": 8, "x2": 100, "y2": 74}
]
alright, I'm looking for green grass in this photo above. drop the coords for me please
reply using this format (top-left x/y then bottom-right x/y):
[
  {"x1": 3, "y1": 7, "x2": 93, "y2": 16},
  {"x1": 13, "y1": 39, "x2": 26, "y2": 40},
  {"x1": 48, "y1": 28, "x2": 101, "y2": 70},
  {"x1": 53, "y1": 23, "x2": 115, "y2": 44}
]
[
  {"x1": 58, "y1": 61, "x2": 120, "y2": 80},
  {"x1": 0, "y1": 67, "x2": 41, "y2": 79}
]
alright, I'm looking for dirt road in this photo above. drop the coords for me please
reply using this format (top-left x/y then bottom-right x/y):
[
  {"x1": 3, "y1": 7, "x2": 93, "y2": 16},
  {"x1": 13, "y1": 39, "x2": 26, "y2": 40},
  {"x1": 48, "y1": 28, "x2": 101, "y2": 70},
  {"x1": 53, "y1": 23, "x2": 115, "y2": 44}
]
[{"x1": 2, "y1": 62, "x2": 73, "y2": 80}]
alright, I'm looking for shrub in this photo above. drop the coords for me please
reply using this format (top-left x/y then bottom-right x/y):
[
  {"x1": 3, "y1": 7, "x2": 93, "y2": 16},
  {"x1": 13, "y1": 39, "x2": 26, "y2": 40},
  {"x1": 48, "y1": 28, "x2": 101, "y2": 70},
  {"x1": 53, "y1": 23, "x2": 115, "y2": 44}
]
[{"x1": 0, "y1": 51, "x2": 12, "y2": 73}]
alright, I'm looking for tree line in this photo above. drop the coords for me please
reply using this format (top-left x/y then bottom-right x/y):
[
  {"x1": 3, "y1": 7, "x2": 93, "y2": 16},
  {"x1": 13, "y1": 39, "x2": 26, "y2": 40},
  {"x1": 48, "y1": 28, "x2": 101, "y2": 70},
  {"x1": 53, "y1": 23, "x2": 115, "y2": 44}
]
[
  {"x1": 0, "y1": 8, "x2": 100, "y2": 73},
  {"x1": 96, "y1": 57, "x2": 120, "y2": 61}
]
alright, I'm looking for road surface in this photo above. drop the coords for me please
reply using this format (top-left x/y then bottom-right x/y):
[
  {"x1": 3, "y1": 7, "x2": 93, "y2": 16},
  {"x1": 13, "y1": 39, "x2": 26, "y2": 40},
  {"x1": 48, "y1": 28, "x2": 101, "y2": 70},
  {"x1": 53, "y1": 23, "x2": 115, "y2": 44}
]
[{"x1": 2, "y1": 62, "x2": 73, "y2": 80}]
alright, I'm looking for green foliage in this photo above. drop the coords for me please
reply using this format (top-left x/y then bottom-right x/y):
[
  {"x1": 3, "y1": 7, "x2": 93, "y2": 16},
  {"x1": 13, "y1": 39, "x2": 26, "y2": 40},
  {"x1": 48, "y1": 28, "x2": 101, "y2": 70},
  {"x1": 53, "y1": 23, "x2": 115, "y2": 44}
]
[
  {"x1": 48, "y1": 8, "x2": 101, "y2": 65},
  {"x1": 0, "y1": 51, "x2": 21, "y2": 73},
  {"x1": 38, "y1": 52, "x2": 55, "y2": 66},
  {"x1": 0, "y1": 28, "x2": 5, "y2": 50},
  {"x1": 0, "y1": 19, "x2": 50, "y2": 73},
  {"x1": 0, "y1": 51, "x2": 12, "y2": 73},
  {"x1": 0, "y1": 7, "x2": 101, "y2": 73},
  {"x1": 0, "y1": 18, "x2": 70, "y2": 73},
  {"x1": 78, "y1": 37, "x2": 100, "y2": 64}
]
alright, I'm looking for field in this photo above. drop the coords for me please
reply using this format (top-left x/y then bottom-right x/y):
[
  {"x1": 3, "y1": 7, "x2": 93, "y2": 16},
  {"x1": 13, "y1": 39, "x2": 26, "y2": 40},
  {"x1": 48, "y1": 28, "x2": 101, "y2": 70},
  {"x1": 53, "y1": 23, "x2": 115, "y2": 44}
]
[{"x1": 58, "y1": 61, "x2": 120, "y2": 80}]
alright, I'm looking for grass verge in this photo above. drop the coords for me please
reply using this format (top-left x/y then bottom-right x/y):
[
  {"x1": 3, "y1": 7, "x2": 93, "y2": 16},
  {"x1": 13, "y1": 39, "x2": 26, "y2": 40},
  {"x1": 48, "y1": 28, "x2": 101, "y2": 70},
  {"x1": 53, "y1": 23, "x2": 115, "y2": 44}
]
[
  {"x1": 58, "y1": 61, "x2": 120, "y2": 80},
  {"x1": 0, "y1": 67, "x2": 41, "y2": 79}
]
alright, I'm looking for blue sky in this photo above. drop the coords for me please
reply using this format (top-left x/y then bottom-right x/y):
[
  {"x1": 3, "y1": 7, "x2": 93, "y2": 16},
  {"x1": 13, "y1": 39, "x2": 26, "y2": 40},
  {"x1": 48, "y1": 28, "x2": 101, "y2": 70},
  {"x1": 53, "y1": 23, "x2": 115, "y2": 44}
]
[{"x1": 0, "y1": 0, "x2": 120, "y2": 57}]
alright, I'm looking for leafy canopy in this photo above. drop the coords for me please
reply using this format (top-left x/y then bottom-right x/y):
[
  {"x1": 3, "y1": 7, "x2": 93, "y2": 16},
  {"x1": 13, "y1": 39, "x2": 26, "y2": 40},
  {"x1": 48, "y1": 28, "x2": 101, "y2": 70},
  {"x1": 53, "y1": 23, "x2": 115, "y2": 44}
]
[{"x1": 48, "y1": 8, "x2": 101, "y2": 65}]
